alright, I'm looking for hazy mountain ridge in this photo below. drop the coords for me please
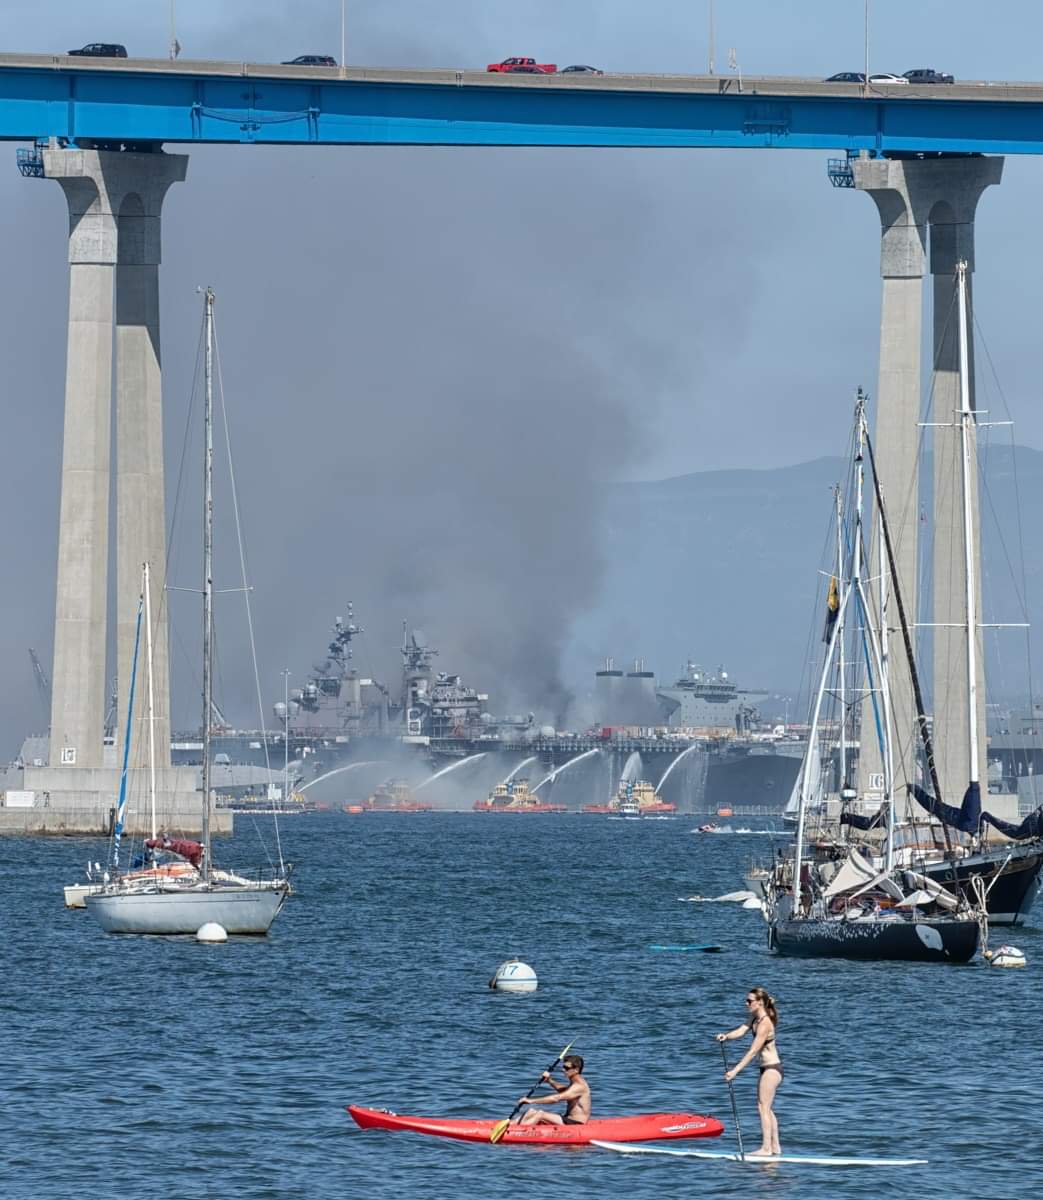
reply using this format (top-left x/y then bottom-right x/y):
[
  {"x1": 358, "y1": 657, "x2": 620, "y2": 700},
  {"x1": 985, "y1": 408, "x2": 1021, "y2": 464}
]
[{"x1": 576, "y1": 445, "x2": 1043, "y2": 706}]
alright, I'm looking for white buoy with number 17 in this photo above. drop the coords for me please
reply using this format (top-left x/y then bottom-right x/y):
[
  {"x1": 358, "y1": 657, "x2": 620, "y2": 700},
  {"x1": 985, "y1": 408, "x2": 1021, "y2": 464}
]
[{"x1": 489, "y1": 959, "x2": 537, "y2": 992}]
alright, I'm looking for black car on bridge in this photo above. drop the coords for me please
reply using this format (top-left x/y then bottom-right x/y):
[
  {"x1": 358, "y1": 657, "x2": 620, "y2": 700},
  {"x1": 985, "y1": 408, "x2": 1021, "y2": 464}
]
[
  {"x1": 68, "y1": 43, "x2": 127, "y2": 58},
  {"x1": 282, "y1": 55, "x2": 338, "y2": 67}
]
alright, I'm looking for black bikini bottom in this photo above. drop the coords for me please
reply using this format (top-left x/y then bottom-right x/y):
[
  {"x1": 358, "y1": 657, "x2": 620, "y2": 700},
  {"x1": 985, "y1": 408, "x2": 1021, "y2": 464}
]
[
  {"x1": 759, "y1": 1063, "x2": 783, "y2": 1080},
  {"x1": 564, "y1": 1116, "x2": 587, "y2": 1125}
]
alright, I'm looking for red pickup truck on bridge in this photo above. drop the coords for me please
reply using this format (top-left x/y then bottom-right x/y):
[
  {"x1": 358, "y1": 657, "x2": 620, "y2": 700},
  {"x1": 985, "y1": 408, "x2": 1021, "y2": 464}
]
[{"x1": 486, "y1": 57, "x2": 557, "y2": 74}]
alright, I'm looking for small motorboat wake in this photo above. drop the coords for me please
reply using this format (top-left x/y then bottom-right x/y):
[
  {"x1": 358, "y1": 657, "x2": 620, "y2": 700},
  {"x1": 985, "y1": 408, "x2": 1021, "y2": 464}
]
[{"x1": 678, "y1": 890, "x2": 759, "y2": 904}]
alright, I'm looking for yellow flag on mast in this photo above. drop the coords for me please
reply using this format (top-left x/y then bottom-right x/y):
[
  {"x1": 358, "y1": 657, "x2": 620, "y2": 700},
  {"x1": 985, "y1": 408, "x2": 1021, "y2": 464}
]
[{"x1": 821, "y1": 575, "x2": 840, "y2": 643}]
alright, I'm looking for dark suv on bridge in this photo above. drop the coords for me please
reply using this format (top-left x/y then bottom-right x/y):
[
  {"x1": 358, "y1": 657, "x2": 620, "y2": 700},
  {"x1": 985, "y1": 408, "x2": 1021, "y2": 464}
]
[
  {"x1": 68, "y1": 43, "x2": 128, "y2": 58},
  {"x1": 282, "y1": 54, "x2": 337, "y2": 67},
  {"x1": 902, "y1": 67, "x2": 954, "y2": 84}
]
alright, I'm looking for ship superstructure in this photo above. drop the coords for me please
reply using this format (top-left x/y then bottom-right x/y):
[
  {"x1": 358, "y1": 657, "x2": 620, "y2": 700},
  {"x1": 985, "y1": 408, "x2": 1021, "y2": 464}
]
[
  {"x1": 655, "y1": 662, "x2": 767, "y2": 731},
  {"x1": 402, "y1": 627, "x2": 490, "y2": 740}
]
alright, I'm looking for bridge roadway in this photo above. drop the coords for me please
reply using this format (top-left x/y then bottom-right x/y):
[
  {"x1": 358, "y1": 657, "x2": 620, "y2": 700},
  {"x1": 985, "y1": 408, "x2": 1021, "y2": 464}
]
[{"x1": 5, "y1": 52, "x2": 1043, "y2": 152}]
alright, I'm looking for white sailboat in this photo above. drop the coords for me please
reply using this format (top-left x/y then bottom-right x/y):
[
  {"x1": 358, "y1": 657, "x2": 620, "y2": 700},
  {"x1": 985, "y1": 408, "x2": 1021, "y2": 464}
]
[
  {"x1": 86, "y1": 288, "x2": 291, "y2": 936},
  {"x1": 64, "y1": 563, "x2": 198, "y2": 907}
]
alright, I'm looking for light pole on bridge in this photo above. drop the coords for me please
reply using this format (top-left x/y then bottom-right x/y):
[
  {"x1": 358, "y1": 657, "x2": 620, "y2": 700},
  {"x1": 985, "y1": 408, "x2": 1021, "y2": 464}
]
[{"x1": 708, "y1": 0, "x2": 715, "y2": 75}]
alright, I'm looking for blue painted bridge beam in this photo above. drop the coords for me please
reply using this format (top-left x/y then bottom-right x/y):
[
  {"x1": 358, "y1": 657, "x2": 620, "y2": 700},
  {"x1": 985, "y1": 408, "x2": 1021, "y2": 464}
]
[{"x1": 3, "y1": 56, "x2": 1043, "y2": 153}]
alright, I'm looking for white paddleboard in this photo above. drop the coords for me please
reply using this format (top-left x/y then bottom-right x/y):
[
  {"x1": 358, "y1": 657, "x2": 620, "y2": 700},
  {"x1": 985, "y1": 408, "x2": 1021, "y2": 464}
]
[{"x1": 592, "y1": 1140, "x2": 927, "y2": 1167}]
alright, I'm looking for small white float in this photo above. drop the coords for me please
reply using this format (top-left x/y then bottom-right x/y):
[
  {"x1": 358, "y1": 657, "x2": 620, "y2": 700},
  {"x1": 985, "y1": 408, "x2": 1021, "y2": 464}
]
[
  {"x1": 489, "y1": 958, "x2": 537, "y2": 993},
  {"x1": 984, "y1": 944, "x2": 1026, "y2": 968},
  {"x1": 196, "y1": 922, "x2": 228, "y2": 943}
]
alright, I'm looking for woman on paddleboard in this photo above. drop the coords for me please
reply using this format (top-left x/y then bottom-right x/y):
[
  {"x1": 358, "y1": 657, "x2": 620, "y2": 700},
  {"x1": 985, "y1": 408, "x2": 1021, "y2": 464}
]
[{"x1": 716, "y1": 986, "x2": 782, "y2": 1157}]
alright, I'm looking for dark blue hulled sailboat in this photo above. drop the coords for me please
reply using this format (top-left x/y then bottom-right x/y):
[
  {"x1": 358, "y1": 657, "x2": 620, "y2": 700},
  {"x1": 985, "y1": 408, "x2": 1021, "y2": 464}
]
[{"x1": 766, "y1": 380, "x2": 982, "y2": 964}]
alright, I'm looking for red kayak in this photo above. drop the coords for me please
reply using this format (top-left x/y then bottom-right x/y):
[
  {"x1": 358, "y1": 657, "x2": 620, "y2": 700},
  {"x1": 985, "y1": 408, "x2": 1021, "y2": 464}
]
[{"x1": 347, "y1": 1104, "x2": 724, "y2": 1145}]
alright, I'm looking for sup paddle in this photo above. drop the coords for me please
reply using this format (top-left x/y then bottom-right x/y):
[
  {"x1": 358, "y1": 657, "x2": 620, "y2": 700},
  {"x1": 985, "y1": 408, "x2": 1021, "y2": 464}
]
[
  {"x1": 489, "y1": 1040, "x2": 574, "y2": 1144},
  {"x1": 718, "y1": 1039, "x2": 745, "y2": 1162}
]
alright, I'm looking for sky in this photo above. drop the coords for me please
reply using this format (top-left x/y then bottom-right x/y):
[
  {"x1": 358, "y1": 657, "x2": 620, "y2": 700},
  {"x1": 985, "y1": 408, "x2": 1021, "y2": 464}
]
[{"x1": 2, "y1": 1, "x2": 1043, "y2": 752}]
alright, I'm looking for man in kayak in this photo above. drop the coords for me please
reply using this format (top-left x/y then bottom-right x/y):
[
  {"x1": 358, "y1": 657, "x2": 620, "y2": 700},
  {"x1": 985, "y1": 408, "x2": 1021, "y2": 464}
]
[{"x1": 518, "y1": 1055, "x2": 591, "y2": 1126}]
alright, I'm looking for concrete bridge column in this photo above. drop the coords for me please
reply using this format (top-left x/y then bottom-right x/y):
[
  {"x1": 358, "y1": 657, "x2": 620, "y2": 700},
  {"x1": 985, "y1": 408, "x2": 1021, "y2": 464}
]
[
  {"x1": 852, "y1": 156, "x2": 1002, "y2": 818},
  {"x1": 37, "y1": 148, "x2": 198, "y2": 829},
  {"x1": 115, "y1": 154, "x2": 188, "y2": 770},
  {"x1": 44, "y1": 149, "x2": 119, "y2": 770},
  {"x1": 852, "y1": 158, "x2": 932, "y2": 810},
  {"x1": 928, "y1": 159, "x2": 1003, "y2": 803}
]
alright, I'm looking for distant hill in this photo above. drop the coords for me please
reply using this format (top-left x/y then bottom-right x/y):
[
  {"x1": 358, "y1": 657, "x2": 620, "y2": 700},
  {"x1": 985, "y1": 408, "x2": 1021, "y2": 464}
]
[{"x1": 575, "y1": 444, "x2": 1043, "y2": 709}]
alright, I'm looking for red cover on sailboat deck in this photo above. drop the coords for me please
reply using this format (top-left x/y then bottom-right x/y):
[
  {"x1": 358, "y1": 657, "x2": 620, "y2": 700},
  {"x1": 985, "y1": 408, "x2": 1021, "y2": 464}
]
[{"x1": 146, "y1": 837, "x2": 203, "y2": 867}]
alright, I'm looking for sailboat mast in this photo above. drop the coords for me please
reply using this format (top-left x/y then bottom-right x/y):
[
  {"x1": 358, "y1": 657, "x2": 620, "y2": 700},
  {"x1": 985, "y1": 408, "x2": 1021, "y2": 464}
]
[
  {"x1": 847, "y1": 393, "x2": 867, "y2": 802},
  {"x1": 143, "y1": 561, "x2": 158, "y2": 842},
  {"x1": 202, "y1": 287, "x2": 215, "y2": 881},
  {"x1": 955, "y1": 261, "x2": 980, "y2": 787},
  {"x1": 877, "y1": 518, "x2": 896, "y2": 870},
  {"x1": 835, "y1": 486, "x2": 848, "y2": 794}
]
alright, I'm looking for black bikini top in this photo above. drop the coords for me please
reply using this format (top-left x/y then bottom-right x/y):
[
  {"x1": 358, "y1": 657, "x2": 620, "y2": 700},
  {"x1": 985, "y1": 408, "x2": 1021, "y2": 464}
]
[{"x1": 752, "y1": 1015, "x2": 776, "y2": 1044}]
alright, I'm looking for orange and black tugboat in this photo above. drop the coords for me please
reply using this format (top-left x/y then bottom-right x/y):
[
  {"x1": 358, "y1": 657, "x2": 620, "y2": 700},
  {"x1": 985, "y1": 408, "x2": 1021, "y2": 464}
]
[
  {"x1": 344, "y1": 780, "x2": 433, "y2": 814},
  {"x1": 474, "y1": 780, "x2": 566, "y2": 813},
  {"x1": 583, "y1": 779, "x2": 676, "y2": 817}
]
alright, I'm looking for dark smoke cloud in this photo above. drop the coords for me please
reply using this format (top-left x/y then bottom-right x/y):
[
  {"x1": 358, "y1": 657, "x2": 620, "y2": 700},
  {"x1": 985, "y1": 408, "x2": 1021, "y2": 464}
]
[
  {"x1": 161, "y1": 145, "x2": 693, "y2": 727},
  {"x1": 3, "y1": 2, "x2": 1043, "y2": 752}
]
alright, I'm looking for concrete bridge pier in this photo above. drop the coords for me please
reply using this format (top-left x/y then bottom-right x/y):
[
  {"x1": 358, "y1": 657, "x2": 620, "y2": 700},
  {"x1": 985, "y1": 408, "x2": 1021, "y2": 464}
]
[
  {"x1": 17, "y1": 148, "x2": 213, "y2": 833},
  {"x1": 114, "y1": 153, "x2": 187, "y2": 772},
  {"x1": 852, "y1": 156, "x2": 1002, "y2": 817},
  {"x1": 927, "y1": 159, "x2": 1003, "y2": 802}
]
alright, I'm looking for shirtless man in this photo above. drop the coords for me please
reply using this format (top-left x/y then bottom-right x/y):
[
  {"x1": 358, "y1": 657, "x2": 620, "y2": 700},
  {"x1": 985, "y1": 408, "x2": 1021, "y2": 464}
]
[{"x1": 517, "y1": 1055, "x2": 591, "y2": 1126}]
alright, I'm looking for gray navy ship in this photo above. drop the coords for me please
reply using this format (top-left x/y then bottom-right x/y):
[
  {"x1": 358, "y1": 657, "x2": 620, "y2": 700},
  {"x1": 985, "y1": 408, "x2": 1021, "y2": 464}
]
[{"x1": 591, "y1": 658, "x2": 803, "y2": 817}]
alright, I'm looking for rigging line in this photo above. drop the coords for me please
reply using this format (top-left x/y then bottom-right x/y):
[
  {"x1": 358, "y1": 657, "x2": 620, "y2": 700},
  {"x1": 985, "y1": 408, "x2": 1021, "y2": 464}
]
[
  {"x1": 212, "y1": 313, "x2": 283, "y2": 873},
  {"x1": 863, "y1": 421, "x2": 954, "y2": 855},
  {"x1": 853, "y1": 577, "x2": 885, "y2": 767},
  {"x1": 163, "y1": 316, "x2": 207, "y2": 749},
  {"x1": 796, "y1": 416, "x2": 861, "y2": 732},
  {"x1": 792, "y1": 472, "x2": 840, "y2": 732},
  {"x1": 166, "y1": 316, "x2": 205, "y2": 586},
  {"x1": 973, "y1": 309, "x2": 1038, "y2": 805},
  {"x1": 872, "y1": 297, "x2": 941, "y2": 598},
  {"x1": 975, "y1": 430, "x2": 1017, "y2": 722}
]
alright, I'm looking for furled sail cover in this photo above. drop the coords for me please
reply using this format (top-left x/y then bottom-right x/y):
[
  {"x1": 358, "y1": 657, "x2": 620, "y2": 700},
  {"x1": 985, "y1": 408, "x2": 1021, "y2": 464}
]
[
  {"x1": 899, "y1": 869, "x2": 960, "y2": 911},
  {"x1": 840, "y1": 809, "x2": 885, "y2": 831},
  {"x1": 822, "y1": 849, "x2": 877, "y2": 898},
  {"x1": 822, "y1": 849, "x2": 908, "y2": 901},
  {"x1": 911, "y1": 782, "x2": 1043, "y2": 841},
  {"x1": 980, "y1": 804, "x2": 1043, "y2": 841},
  {"x1": 145, "y1": 837, "x2": 203, "y2": 867},
  {"x1": 908, "y1": 782, "x2": 982, "y2": 835}
]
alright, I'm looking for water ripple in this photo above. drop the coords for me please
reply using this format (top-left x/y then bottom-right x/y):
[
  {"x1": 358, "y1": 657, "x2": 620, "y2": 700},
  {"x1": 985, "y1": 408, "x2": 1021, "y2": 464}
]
[{"x1": 3, "y1": 813, "x2": 1041, "y2": 1198}]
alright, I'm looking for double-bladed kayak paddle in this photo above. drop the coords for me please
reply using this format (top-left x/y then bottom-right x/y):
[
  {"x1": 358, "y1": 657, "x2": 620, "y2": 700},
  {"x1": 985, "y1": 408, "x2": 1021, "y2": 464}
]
[{"x1": 489, "y1": 1040, "x2": 574, "y2": 1144}]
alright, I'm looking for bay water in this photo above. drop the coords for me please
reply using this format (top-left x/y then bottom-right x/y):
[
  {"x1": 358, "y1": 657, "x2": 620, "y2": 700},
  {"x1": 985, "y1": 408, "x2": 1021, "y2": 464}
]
[{"x1": 4, "y1": 812, "x2": 1039, "y2": 1198}]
